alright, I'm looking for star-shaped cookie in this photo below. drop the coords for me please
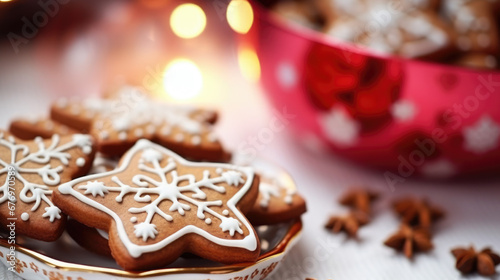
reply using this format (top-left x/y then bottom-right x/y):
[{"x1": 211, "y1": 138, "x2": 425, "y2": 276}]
[
  {"x1": 53, "y1": 139, "x2": 260, "y2": 270},
  {"x1": 9, "y1": 117, "x2": 78, "y2": 140},
  {"x1": 320, "y1": 0, "x2": 455, "y2": 60},
  {"x1": 0, "y1": 131, "x2": 95, "y2": 241},
  {"x1": 247, "y1": 176, "x2": 307, "y2": 225},
  {"x1": 50, "y1": 86, "x2": 230, "y2": 161}
]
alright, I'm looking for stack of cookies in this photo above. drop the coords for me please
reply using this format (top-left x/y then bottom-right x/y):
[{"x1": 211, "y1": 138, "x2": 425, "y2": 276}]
[
  {"x1": 272, "y1": 0, "x2": 500, "y2": 69},
  {"x1": 0, "y1": 86, "x2": 307, "y2": 270}
]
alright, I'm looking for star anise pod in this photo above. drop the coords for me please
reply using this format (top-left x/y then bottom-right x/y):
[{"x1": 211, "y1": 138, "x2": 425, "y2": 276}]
[
  {"x1": 325, "y1": 211, "x2": 370, "y2": 237},
  {"x1": 452, "y1": 246, "x2": 500, "y2": 276},
  {"x1": 392, "y1": 197, "x2": 445, "y2": 228},
  {"x1": 384, "y1": 223, "x2": 433, "y2": 259},
  {"x1": 339, "y1": 189, "x2": 379, "y2": 215}
]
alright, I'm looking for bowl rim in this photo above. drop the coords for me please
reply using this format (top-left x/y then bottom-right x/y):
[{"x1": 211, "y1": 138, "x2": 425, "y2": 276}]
[
  {"x1": 0, "y1": 219, "x2": 302, "y2": 277},
  {"x1": 251, "y1": 0, "x2": 500, "y2": 75}
]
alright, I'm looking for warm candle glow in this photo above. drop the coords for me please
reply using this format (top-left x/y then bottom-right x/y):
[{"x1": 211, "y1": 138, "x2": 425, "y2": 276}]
[
  {"x1": 163, "y1": 58, "x2": 203, "y2": 100},
  {"x1": 238, "y1": 48, "x2": 260, "y2": 83},
  {"x1": 170, "y1": 3, "x2": 206, "y2": 39},
  {"x1": 227, "y1": 0, "x2": 254, "y2": 34}
]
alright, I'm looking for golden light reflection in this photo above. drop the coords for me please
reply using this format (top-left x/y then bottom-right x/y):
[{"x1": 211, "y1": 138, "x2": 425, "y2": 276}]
[
  {"x1": 163, "y1": 58, "x2": 203, "y2": 100},
  {"x1": 227, "y1": 0, "x2": 254, "y2": 34},
  {"x1": 238, "y1": 48, "x2": 261, "y2": 83},
  {"x1": 170, "y1": 3, "x2": 206, "y2": 39}
]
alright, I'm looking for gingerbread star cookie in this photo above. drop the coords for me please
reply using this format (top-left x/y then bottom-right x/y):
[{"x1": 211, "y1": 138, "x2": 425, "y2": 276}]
[
  {"x1": 444, "y1": 0, "x2": 499, "y2": 54},
  {"x1": 9, "y1": 117, "x2": 79, "y2": 140},
  {"x1": 320, "y1": 0, "x2": 455, "y2": 59},
  {"x1": 247, "y1": 176, "x2": 307, "y2": 225},
  {"x1": 66, "y1": 218, "x2": 113, "y2": 258},
  {"x1": 50, "y1": 86, "x2": 230, "y2": 161},
  {"x1": 315, "y1": 0, "x2": 441, "y2": 22},
  {"x1": 272, "y1": 0, "x2": 322, "y2": 30},
  {"x1": 0, "y1": 131, "x2": 95, "y2": 241},
  {"x1": 453, "y1": 52, "x2": 498, "y2": 69},
  {"x1": 53, "y1": 139, "x2": 260, "y2": 270}
]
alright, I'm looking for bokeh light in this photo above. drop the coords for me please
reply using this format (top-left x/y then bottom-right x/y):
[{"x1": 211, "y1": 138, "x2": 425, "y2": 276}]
[
  {"x1": 238, "y1": 48, "x2": 260, "y2": 83},
  {"x1": 227, "y1": 0, "x2": 254, "y2": 34},
  {"x1": 170, "y1": 3, "x2": 206, "y2": 39},
  {"x1": 163, "y1": 58, "x2": 203, "y2": 100}
]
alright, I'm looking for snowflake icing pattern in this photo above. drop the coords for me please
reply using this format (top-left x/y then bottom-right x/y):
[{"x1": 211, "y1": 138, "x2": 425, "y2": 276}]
[
  {"x1": 0, "y1": 132, "x2": 93, "y2": 222},
  {"x1": 58, "y1": 139, "x2": 258, "y2": 258},
  {"x1": 259, "y1": 180, "x2": 296, "y2": 209}
]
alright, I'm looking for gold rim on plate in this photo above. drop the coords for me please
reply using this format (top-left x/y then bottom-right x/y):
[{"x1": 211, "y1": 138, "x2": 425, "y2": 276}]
[{"x1": 0, "y1": 220, "x2": 301, "y2": 277}]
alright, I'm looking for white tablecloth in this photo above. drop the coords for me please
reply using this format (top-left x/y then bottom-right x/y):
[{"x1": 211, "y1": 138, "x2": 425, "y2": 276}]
[{"x1": 1, "y1": 44, "x2": 499, "y2": 280}]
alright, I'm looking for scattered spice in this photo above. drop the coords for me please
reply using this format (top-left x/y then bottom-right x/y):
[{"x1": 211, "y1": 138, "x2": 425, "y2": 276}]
[
  {"x1": 451, "y1": 246, "x2": 500, "y2": 276},
  {"x1": 384, "y1": 224, "x2": 433, "y2": 259},
  {"x1": 324, "y1": 211, "x2": 369, "y2": 237},
  {"x1": 392, "y1": 197, "x2": 445, "y2": 228},
  {"x1": 339, "y1": 189, "x2": 379, "y2": 215}
]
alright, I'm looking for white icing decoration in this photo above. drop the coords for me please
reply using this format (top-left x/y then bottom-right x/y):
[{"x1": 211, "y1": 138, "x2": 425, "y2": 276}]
[
  {"x1": 219, "y1": 217, "x2": 243, "y2": 236},
  {"x1": 72, "y1": 87, "x2": 216, "y2": 142},
  {"x1": 83, "y1": 146, "x2": 92, "y2": 154},
  {"x1": 445, "y1": 0, "x2": 493, "y2": 52},
  {"x1": 141, "y1": 148, "x2": 164, "y2": 163},
  {"x1": 76, "y1": 157, "x2": 86, "y2": 167},
  {"x1": 119, "y1": 132, "x2": 127, "y2": 140},
  {"x1": 0, "y1": 133, "x2": 93, "y2": 223},
  {"x1": 146, "y1": 125, "x2": 156, "y2": 135},
  {"x1": 207, "y1": 133, "x2": 217, "y2": 143},
  {"x1": 222, "y1": 209, "x2": 229, "y2": 216},
  {"x1": 113, "y1": 117, "x2": 130, "y2": 132},
  {"x1": 89, "y1": 154, "x2": 119, "y2": 175},
  {"x1": 42, "y1": 206, "x2": 61, "y2": 222},
  {"x1": 78, "y1": 181, "x2": 109, "y2": 197},
  {"x1": 134, "y1": 222, "x2": 158, "y2": 241},
  {"x1": 130, "y1": 216, "x2": 137, "y2": 223},
  {"x1": 174, "y1": 134, "x2": 184, "y2": 142},
  {"x1": 205, "y1": 218, "x2": 212, "y2": 225},
  {"x1": 259, "y1": 180, "x2": 296, "y2": 209},
  {"x1": 324, "y1": 2, "x2": 450, "y2": 58},
  {"x1": 21, "y1": 212, "x2": 29, "y2": 221},
  {"x1": 134, "y1": 128, "x2": 144, "y2": 137},
  {"x1": 191, "y1": 136, "x2": 201, "y2": 146},
  {"x1": 99, "y1": 131, "x2": 109, "y2": 140},
  {"x1": 161, "y1": 126, "x2": 171, "y2": 136},
  {"x1": 58, "y1": 139, "x2": 257, "y2": 258}
]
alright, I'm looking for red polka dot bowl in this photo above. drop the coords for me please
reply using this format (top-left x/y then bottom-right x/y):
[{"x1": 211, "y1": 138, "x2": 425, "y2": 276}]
[{"x1": 240, "y1": 1, "x2": 500, "y2": 180}]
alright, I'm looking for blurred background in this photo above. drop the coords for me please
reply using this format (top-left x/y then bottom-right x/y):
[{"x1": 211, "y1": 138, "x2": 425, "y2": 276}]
[{"x1": 1, "y1": 1, "x2": 500, "y2": 279}]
